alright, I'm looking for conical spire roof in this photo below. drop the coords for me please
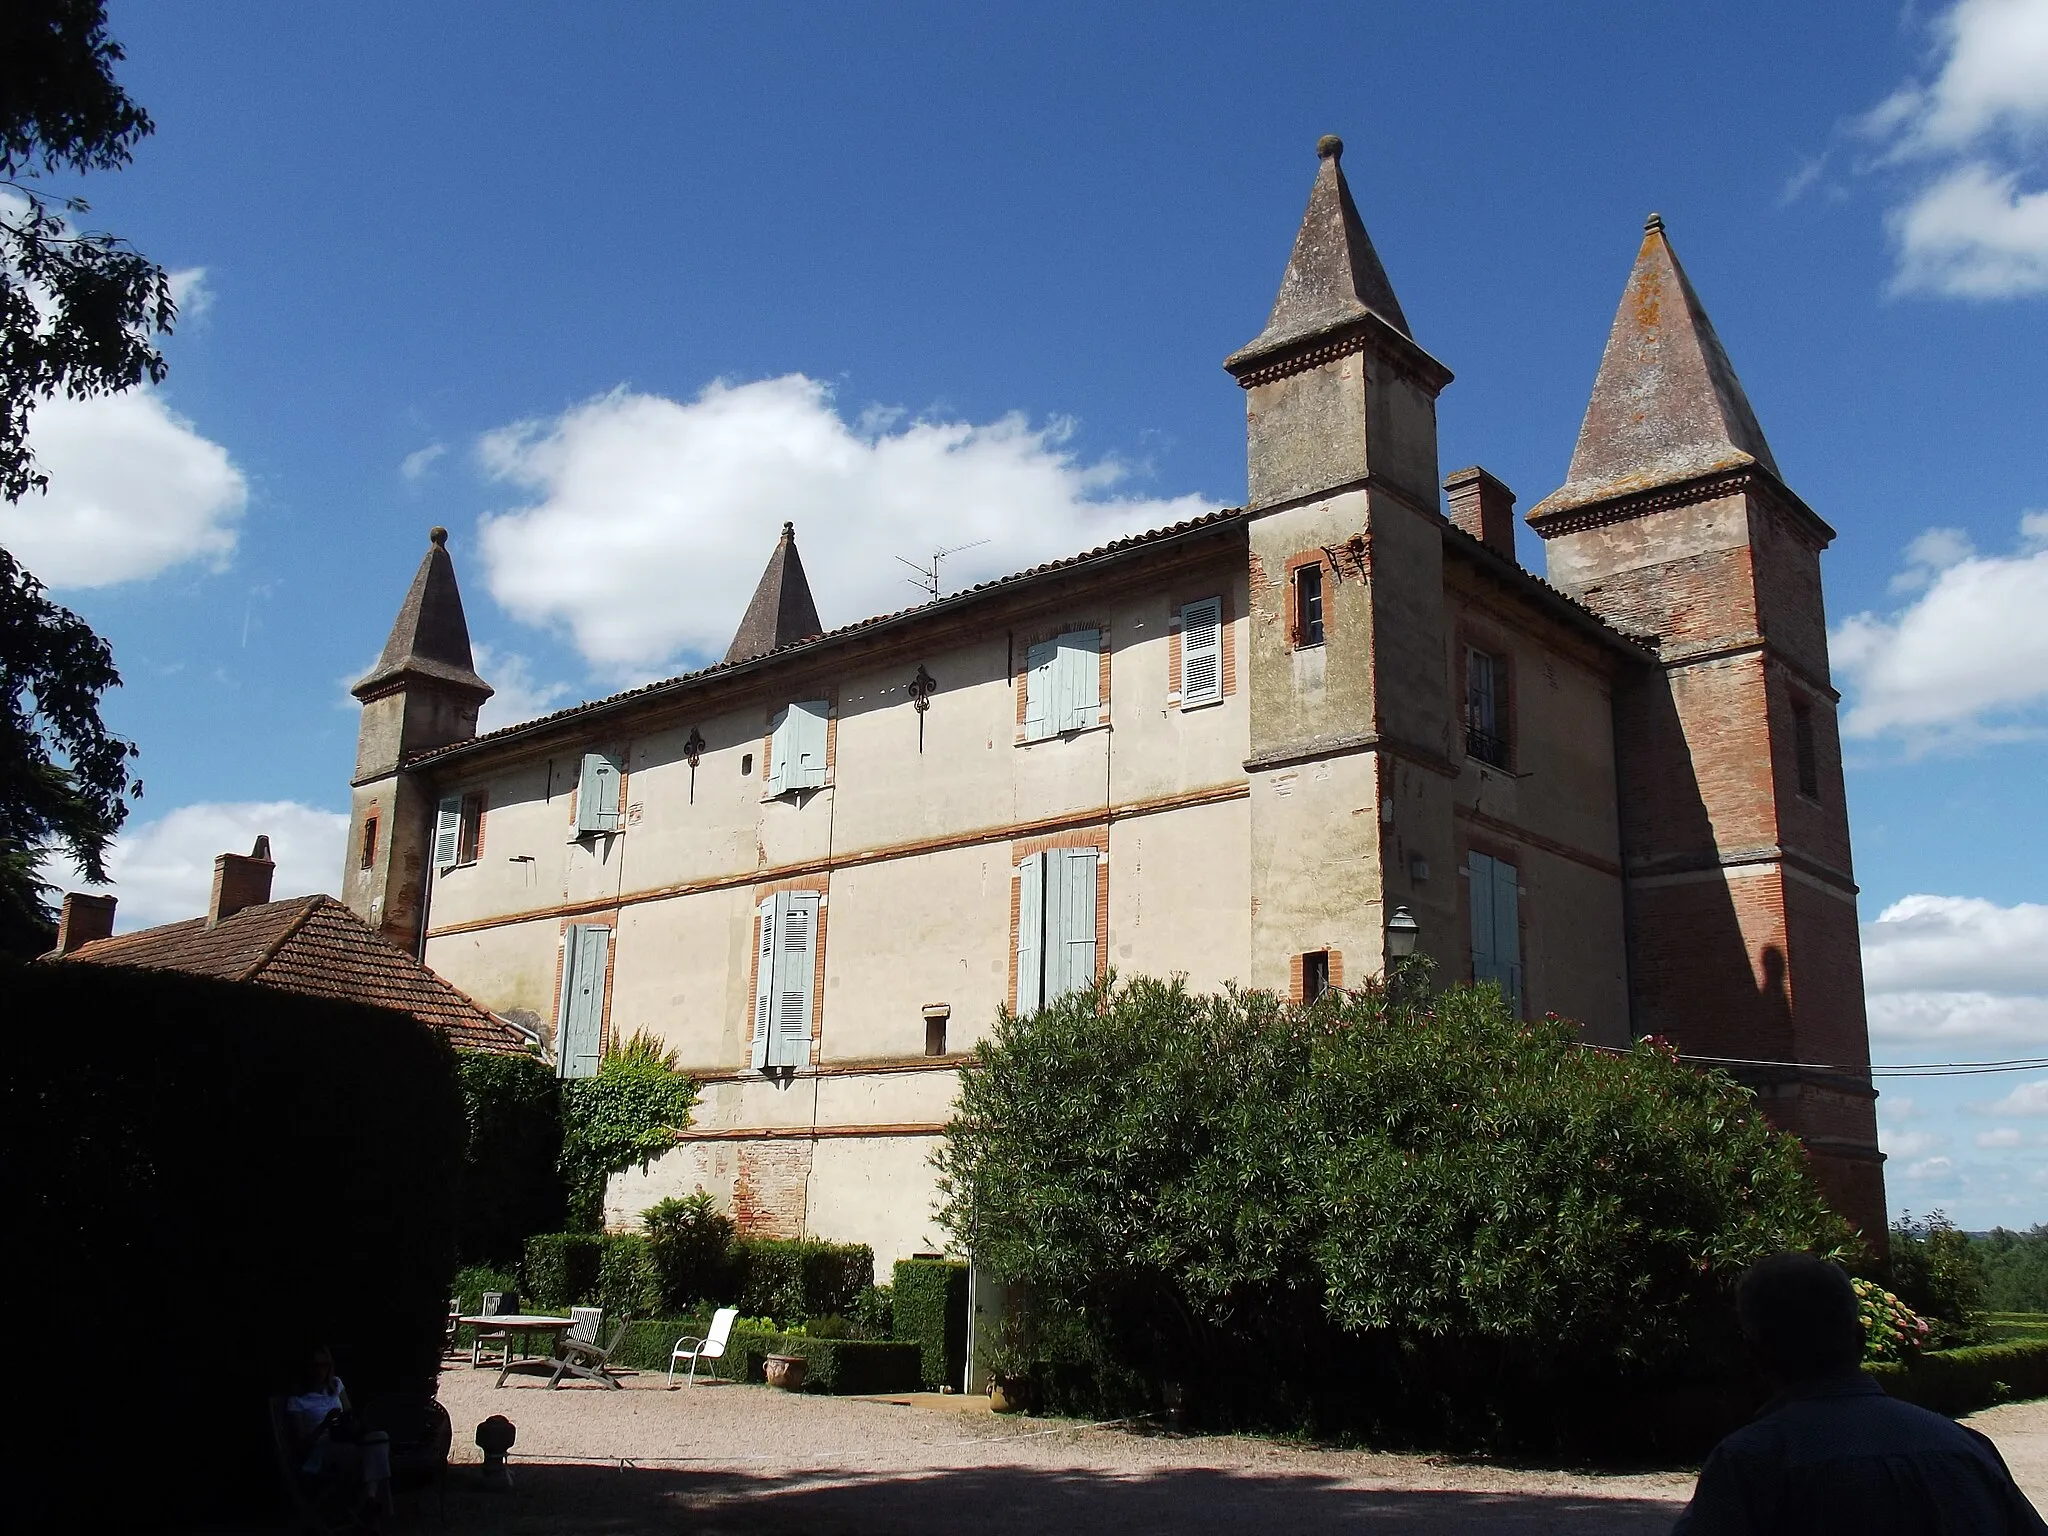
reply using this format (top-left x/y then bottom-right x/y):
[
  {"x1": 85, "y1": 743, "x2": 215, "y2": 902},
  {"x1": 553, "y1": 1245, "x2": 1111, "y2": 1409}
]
[
  {"x1": 725, "y1": 522, "x2": 823, "y2": 665},
  {"x1": 1535, "y1": 214, "x2": 1780, "y2": 517},
  {"x1": 1226, "y1": 135, "x2": 1411, "y2": 370},
  {"x1": 352, "y1": 527, "x2": 493, "y2": 700}
]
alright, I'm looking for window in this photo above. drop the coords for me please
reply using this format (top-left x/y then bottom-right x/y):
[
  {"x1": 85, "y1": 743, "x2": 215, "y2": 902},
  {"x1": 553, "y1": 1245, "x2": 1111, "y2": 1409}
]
[
  {"x1": 751, "y1": 890, "x2": 822, "y2": 1069},
  {"x1": 1294, "y1": 563, "x2": 1324, "y2": 648},
  {"x1": 359, "y1": 813, "x2": 379, "y2": 872},
  {"x1": 741, "y1": 752, "x2": 753, "y2": 776},
  {"x1": 1301, "y1": 950, "x2": 1331, "y2": 1003},
  {"x1": 1016, "y1": 848, "x2": 1099, "y2": 1011},
  {"x1": 575, "y1": 751, "x2": 623, "y2": 834},
  {"x1": 433, "y1": 793, "x2": 485, "y2": 868},
  {"x1": 1792, "y1": 698, "x2": 1819, "y2": 799},
  {"x1": 1022, "y1": 630, "x2": 1102, "y2": 741},
  {"x1": 766, "y1": 700, "x2": 830, "y2": 796},
  {"x1": 924, "y1": 1005, "x2": 950, "y2": 1057},
  {"x1": 1179, "y1": 597, "x2": 1223, "y2": 709},
  {"x1": 1466, "y1": 851, "x2": 1522, "y2": 1013},
  {"x1": 556, "y1": 924, "x2": 610, "y2": 1079},
  {"x1": 1464, "y1": 647, "x2": 1511, "y2": 769}
]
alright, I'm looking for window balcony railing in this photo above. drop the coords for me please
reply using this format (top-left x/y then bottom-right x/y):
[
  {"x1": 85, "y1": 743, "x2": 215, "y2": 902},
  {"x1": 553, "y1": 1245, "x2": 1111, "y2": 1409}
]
[{"x1": 1465, "y1": 725, "x2": 1511, "y2": 769}]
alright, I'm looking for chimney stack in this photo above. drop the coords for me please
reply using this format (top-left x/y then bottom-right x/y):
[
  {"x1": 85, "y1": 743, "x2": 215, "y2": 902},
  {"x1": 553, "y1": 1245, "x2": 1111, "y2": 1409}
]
[
  {"x1": 1443, "y1": 467, "x2": 1518, "y2": 562},
  {"x1": 54, "y1": 892, "x2": 117, "y2": 954},
  {"x1": 208, "y1": 835, "x2": 276, "y2": 928}
]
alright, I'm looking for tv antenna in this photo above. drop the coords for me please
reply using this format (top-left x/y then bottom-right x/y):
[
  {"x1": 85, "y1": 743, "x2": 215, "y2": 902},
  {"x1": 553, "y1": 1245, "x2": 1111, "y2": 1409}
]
[{"x1": 897, "y1": 539, "x2": 989, "y2": 603}]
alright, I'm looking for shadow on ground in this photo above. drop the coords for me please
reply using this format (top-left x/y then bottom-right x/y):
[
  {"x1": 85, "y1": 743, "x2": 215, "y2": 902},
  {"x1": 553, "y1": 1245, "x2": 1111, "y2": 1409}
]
[{"x1": 415, "y1": 1457, "x2": 1681, "y2": 1534}]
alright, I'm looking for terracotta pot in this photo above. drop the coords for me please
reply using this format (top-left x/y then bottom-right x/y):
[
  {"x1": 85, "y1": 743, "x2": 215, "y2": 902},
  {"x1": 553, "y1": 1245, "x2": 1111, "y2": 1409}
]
[
  {"x1": 989, "y1": 1375, "x2": 1030, "y2": 1414},
  {"x1": 763, "y1": 1353, "x2": 808, "y2": 1392}
]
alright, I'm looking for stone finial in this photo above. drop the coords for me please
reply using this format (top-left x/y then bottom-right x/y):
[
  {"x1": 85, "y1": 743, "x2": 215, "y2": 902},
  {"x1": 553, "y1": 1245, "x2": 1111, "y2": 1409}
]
[
  {"x1": 429, "y1": 525, "x2": 449, "y2": 547},
  {"x1": 353, "y1": 526, "x2": 494, "y2": 702},
  {"x1": 725, "y1": 522, "x2": 824, "y2": 665},
  {"x1": 1317, "y1": 134, "x2": 1344, "y2": 160}
]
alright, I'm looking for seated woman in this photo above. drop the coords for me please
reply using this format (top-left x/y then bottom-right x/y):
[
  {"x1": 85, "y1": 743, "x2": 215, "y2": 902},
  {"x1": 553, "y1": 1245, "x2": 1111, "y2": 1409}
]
[{"x1": 285, "y1": 1346, "x2": 391, "y2": 1518}]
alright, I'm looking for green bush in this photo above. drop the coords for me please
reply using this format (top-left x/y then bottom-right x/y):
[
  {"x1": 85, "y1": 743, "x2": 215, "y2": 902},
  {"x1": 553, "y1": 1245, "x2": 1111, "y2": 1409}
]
[
  {"x1": 853, "y1": 1283, "x2": 894, "y2": 1340},
  {"x1": 894, "y1": 1259, "x2": 968, "y2": 1391},
  {"x1": 643, "y1": 1191, "x2": 735, "y2": 1310},
  {"x1": 728, "y1": 1237, "x2": 874, "y2": 1324},
  {"x1": 456, "y1": 1050, "x2": 563, "y2": 1264},
  {"x1": 598, "y1": 1233, "x2": 661, "y2": 1319},
  {"x1": 558, "y1": 1031, "x2": 699, "y2": 1230},
  {"x1": 1974, "y1": 1227, "x2": 2048, "y2": 1313},
  {"x1": 1888, "y1": 1211, "x2": 1986, "y2": 1347},
  {"x1": 936, "y1": 975, "x2": 1846, "y2": 1447},
  {"x1": 453, "y1": 1264, "x2": 519, "y2": 1314},
  {"x1": 1870, "y1": 1340, "x2": 2048, "y2": 1417},
  {"x1": 606, "y1": 1318, "x2": 920, "y2": 1393},
  {"x1": 524, "y1": 1232, "x2": 605, "y2": 1309}
]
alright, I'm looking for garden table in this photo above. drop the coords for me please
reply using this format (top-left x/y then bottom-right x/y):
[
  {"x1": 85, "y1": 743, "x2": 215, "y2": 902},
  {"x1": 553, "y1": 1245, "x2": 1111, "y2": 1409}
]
[{"x1": 457, "y1": 1315, "x2": 577, "y2": 1387}]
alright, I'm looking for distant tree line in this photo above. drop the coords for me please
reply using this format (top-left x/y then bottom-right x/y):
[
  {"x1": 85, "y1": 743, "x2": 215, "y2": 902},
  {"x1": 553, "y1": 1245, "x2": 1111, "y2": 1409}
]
[{"x1": 1974, "y1": 1227, "x2": 2048, "y2": 1313}]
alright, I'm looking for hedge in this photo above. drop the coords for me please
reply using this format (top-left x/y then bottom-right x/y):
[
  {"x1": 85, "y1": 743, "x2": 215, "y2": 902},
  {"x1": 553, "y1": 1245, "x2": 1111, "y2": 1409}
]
[
  {"x1": 1870, "y1": 1340, "x2": 2048, "y2": 1417},
  {"x1": 524, "y1": 1232, "x2": 604, "y2": 1310},
  {"x1": 729, "y1": 1238, "x2": 873, "y2": 1323},
  {"x1": 6, "y1": 962, "x2": 464, "y2": 1529},
  {"x1": 524, "y1": 1230, "x2": 871, "y2": 1323},
  {"x1": 894, "y1": 1258, "x2": 968, "y2": 1391},
  {"x1": 607, "y1": 1318, "x2": 920, "y2": 1394},
  {"x1": 456, "y1": 1050, "x2": 563, "y2": 1264}
]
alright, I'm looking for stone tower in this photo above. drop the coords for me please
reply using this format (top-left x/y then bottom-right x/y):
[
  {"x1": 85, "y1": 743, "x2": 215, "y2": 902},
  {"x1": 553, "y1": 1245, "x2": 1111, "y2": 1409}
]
[
  {"x1": 1225, "y1": 137, "x2": 1455, "y2": 992},
  {"x1": 343, "y1": 527, "x2": 493, "y2": 952},
  {"x1": 725, "y1": 522, "x2": 824, "y2": 664},
  {"x1": 1527, "y1": 216, "x2": 1884, "y2": 1240}
]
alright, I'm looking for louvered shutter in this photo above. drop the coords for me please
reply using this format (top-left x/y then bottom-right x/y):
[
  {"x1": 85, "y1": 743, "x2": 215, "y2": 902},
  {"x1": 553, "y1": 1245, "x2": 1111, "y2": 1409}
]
[
  {"x1": 1467, "y1": 851, "x2": 1497, "y2": 988},
  {"x1": 787, "y1": 701, "x2": 829, "y2": 790},
  {"x1": 1015, "y1": 853, "x2": 1046, "y2": 1013},
  {"x1": 1180, "y1": 599, "x2": 1222, "y2": 709},
  {"x1": 750, "y1": 896, "x2": 775, "y2": 1068},
  {"x1": 1054, "y1": 630, "x2": 1101, "y2": 732},
  {"x1": 1049, "y1": 848, "x2": 1099, "y2": 1001},
  {"x1": 576, "y1": 751, "x2": 622, "y2": 833},
  {"x1": 774, "y1": 890, "x2": 821, "y2": 1065},
  {"x1": 433, "y1": 795, "x2": 463, "y2": 867},
  {"x1": 1023, "y1": 641, "x2": 1056, "y2": 741},
  {"x1": 1491, "y1": 858, "x2": 1522, "y2": 1013},
  {"x1": 558, "y1": 924, "x2": 609, "y2": 1079}
]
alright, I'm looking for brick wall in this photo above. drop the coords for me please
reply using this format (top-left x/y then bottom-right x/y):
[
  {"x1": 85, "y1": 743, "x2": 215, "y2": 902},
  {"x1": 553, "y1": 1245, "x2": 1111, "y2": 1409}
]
[{"x1": 731, "y1": 1141, "x2": 812, "y2": 1238}]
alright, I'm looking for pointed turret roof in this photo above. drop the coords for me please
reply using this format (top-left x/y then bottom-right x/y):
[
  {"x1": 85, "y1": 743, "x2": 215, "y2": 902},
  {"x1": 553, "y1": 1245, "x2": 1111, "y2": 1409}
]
[
  {"x1": 1226, "y1": 135, "x2": 1411, "y2": 372},
  {"x1": 352, "y1": 527, "x2": 493, "y2": 700},
  {"x1": 725, "y1": 522, "x2": 823, "y2": 665},
  {"x1": 1532, "y1": 214, "x2": 1781, "y2": 519}
]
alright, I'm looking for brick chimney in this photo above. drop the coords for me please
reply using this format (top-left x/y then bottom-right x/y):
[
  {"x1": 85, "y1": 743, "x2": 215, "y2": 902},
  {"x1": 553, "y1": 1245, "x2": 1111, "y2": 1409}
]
[
  {"x1": 208, "y1": 835, "x2": 276, "y2": 928},
  {"x1": 54, "y1": 892, "x2": 117, "y2": 954},
  {"x1": 1443, "y1": 466, "x2": 1518, "y2": 561}
]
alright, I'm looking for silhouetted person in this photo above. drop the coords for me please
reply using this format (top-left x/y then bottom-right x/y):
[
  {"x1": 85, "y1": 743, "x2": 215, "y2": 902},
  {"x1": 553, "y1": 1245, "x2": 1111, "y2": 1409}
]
[{"x1": 1674, "y1": 1253, "x2": 2045, "y2": 1533}]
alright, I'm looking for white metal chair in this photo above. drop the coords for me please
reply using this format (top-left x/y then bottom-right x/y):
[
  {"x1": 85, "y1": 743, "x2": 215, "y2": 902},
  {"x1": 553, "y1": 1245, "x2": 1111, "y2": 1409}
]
[{"x1": 668, "y1": 1307, "x2": 739, "y2": 1388}]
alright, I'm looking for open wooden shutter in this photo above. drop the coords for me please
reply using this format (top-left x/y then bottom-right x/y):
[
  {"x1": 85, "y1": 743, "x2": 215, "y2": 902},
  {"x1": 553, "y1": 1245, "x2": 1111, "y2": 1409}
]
[
  {"x1": 1022, "y1": 641, "x2": 1056, "y2": 741},
  {"x1": 1015, "y1": 853, "x2": 1046, "y2": 1013},
  {"x1": 774, "y1": 890, "x2": 821, "y2": 1065},
  {"x1": 750, "y1": 896, "x2": 776, "y2": 1068},
  {"x1": 1048, "y1": 848, "x2": 1099, "y2": 1001},
  {"x1": 558, "y1": 924, "x2": 609, "y2": 1079},
  {"x1": 765, "y1": 707, "x2": 791, "y2": 796},
  {"x1": 1054, "y1": 630, "x2": 1101, "y2": 732},
  {"x1": 1491, "y1": 857, "x2": 1522, "y2": 1013},
  {"x1": 1467, "y1": 851, "x2": 1497, "y2": 988},
  {"x1": 576, "y1": 751, "x2": 622, "y2": 833},
  {"x1": 787, "y1": 701, "x2": 829, "y2": 791},
  {"x1": 433, "y1": 795, "x2": 463, "y2": 867},
  {"x1": 1180, "y1": 599, "x2": 1222, "y2": 709}
]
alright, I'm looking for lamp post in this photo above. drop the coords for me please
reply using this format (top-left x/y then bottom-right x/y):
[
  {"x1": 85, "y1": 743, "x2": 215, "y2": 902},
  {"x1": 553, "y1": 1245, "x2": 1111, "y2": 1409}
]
[{"x1": 1385, "y1": 905, "x2": 1420, "y2": 1003}]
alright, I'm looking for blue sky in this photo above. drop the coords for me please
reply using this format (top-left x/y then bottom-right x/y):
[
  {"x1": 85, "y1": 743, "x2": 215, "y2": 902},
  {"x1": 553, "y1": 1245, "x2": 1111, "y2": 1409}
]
[{"x1": 10, "y1": 1, "x2": 2045, "y2": 1227}]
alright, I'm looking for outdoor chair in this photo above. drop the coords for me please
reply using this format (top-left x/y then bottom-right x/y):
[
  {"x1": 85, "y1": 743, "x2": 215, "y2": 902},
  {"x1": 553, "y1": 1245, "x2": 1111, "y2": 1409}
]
[
  {"x1": 669, "y1": 1307, "x2": 739, "y2": 1388},
  {"x1": 471, "y1": 1290, "x2": 515, "y2": 1371},
  {"x1": 443, "y1": 1296, "x2": 461, "y2": 1356},
  {"x1": 268, "y1": 1396, "x2": 372, "y2": 1535},
  {"x1": 549, "y1": 1316, "x2": 630, "y2": 1389},
  {"x1": 567, "y1": 1305, "x2": 602, "y2": 1345}
]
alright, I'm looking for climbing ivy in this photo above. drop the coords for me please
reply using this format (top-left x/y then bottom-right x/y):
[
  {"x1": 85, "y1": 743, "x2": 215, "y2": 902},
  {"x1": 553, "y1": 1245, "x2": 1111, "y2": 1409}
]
[{"x1": 558, "y1": 1031, "x2": 698, "y2": 1230}]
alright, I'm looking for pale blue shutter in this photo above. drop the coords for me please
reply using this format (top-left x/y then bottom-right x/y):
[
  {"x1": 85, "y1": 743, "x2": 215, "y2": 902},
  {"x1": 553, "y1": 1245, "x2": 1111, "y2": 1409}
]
[
  {"x1": 1054, "y1": 630, "x2": 1101, "y2": 732},
  {"x1": 1015, "y1": 853, "x2": 1045, "y2": 1013},
  {"x1": 788, "y1": 701, "x2": 829, "y2": 790},
  {"x1": 1023, "y1": 641, "x2": 1056, "y2": 741},
  {"x1": 1467, "y1": 851, "x2": 1497, "y2": 989},
  {"x1": 433, "y1": 795, "x2": 463, "y2": 866},
  {"x1": 1049, "y1": 848, "x2": 1099, "y2": 1001},
  {"x1": 1492, "y1": 858, "x2": 1522, "y2": 1014},
  {"x1": 750, "y1": 896, "x2": 775, "y2": 1068},
  {"x1": 576, "y1": 751, "x2": 622, "y2": 833},
  {"x1": 774, "y1": 890, "x2": 821, "y2": 1065},
  {"x1": 1180, "y1": 599, "x2": 1222, "y2": 709},
  {"x1": 766, "y1": 707, "x2": 791, "y2": 796},
  {"x1": 558, "y1": 924, "x2": 608, "y2": 1078}
]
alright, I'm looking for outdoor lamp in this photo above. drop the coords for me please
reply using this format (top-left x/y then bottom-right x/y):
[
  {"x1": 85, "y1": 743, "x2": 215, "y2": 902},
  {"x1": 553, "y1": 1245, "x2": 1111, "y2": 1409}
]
[{"x1": 1386, "y1": 905, "x2": 1420, "y2": 960}]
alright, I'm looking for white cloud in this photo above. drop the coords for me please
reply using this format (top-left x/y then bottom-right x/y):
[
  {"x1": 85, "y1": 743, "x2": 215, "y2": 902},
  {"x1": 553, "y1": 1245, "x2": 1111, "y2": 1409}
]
[
  {"x1": 1905, "y1": 1155, "x2": 1958, "y2": 1181},
  {"x1": 42, "y1": 800, "x2": 348, "y2": 931},
  {"x1": 473, "y1": 644, "x2": 571, "y2": 731},
  {"x1": 401, "y1": 443, "x2": 447, "y2": 481},
  {"x1": 476, "y1": 376, "x2": 1214, "y2": 672},
  {"x1": 167, "y1": 266, "x2": 213, "y2": 325},
  {"x1": 1979, "y1": 1127, "x2": 2026, "y2": 1147},
  {"x1": 1834, "y1": 513, "x2": 2048, "y2": 744},
  {"x1": 0, "y1": 388, "x2": 246, "y2": 587},
  {"x1": 1986, "y1": 1079, "x2": 2048, "y2": 1115},
  {"x1": 1882, "y1": 1128, "x2": 1947, "y2": 1159},
  {"x1": 1863, "y1": 0, "x2": 2048, "y2": 297},
  {"x1": 1863, "y1": 894, "x2": 2048, "y2": 1045}
]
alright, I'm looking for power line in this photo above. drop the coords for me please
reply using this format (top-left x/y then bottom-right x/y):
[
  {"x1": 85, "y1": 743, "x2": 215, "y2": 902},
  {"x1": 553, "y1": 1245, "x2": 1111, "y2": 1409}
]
[{"x1": 1587, "y1": 1045, "x2": 2048, "y2": 1079}]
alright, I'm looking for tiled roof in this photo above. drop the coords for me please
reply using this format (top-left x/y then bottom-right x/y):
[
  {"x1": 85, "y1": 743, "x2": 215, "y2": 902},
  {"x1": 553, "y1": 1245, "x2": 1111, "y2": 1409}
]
[
  {"x1": 55, "y1": 895, "x2": 528, "y2": 1054},
  {"x1": 408, "y1": 504, "x2": 1254, "y2": 767}
]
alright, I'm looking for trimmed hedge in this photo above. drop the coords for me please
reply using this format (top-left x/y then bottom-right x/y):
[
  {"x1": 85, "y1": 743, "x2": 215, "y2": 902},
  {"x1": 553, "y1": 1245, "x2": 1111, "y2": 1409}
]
[
  {"x1": 456, "y1": 1050, "x2": 563, "y2": 1264},
  {"x1": 7, "y1": 962, "x2": 464, "y2": 1529},
  {"x1": 524, "y1": 1230, "x2": 871, "y2": 1323},
  {"x1": 730, "y1": 1238, "x2": 873, "y2": 1323},
  {"x1": 894, "y1": 1258, "x2": 968, "y2": 1391},
  {"x1": 1870, "y1": 1340, "x2": 2048, "y2": 1417},
  {"x1": 525, "y1": 1232, "x2": 604, "y2": 1309},
  {"x1": 608, "y1": 1318, "x2": 920, "y2": 1393}
]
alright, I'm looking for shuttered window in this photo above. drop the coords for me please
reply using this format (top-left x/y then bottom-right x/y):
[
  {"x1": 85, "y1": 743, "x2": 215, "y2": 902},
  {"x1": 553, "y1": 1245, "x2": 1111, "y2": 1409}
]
[
  {"x1": 575, "y1": 751, "x2": 623, "y2": 834},
  {"x1": 1179, "y1": 597, "x2": 1223, "y2": 709},
  {"x1": 557, "y1": 924, "x2": 610, "y2": 1079},
  {"x1": 1466, "y1": 852, "x2": 1522, "y2": 1013},
  {"x1": 751, "y1": 890, "x2": 822, "y2": 1069},
  {"x1": 433, "y1": 796, "x2": 463, "y2": 867},
  {"x1": 1023, "y1": 630, "x2": 1101, "y2": 740},
  {"x1": 1015, "y1": 847, "x2": 1099, "y2": 1011},
  {"x1": 767, "y1": 701, "x2": 830, "y2": 796}
]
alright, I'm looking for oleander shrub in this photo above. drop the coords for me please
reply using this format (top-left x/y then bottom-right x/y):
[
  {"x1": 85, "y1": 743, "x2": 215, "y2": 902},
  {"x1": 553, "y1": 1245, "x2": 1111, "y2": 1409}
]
[
  {"x1": 893, "y1": 1258, "x2": 968, "y2": 1391},
  {"x1": 643, "y1": 1190, "x2": 735, "y2": 1308},
  {"x1": 456, "y1": 1049, "x2": 564, "y2": 1264},
  {"x1": 936, "y1": 974, "x2": 1848, "y2": 1449}
]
